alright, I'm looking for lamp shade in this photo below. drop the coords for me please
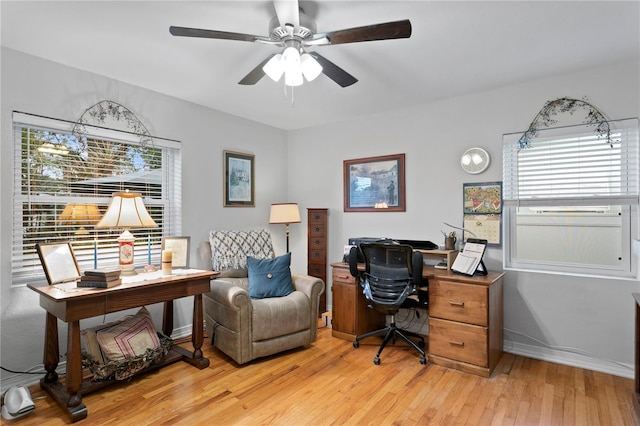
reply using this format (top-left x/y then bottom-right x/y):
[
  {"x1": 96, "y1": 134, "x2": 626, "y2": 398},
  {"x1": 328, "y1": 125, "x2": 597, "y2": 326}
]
[
  {"x1": 96, "y1": 191, "x2": 158, "y2": 229},
  {"x1": 269, "y1": 203, "x2": 301, "y2": 224},
  {"x1": 58, "y1": 203, "x2": 101, "y2": 225}
]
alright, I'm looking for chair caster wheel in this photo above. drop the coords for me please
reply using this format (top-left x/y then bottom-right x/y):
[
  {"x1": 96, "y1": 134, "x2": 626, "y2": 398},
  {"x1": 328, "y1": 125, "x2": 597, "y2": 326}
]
[
  {"x1": 353, "y1": 341, "x2": 359, "y2": 348},
  {"x1": 374, "y1": 357, "x2": 380, "y2": 365},
  {"x1": 419, "y1": 357, "x2": 427, "y2": 365}
]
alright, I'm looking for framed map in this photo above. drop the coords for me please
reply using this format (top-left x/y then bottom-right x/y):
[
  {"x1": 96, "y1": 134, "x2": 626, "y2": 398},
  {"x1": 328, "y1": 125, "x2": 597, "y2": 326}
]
[{"x1": 462, "y1": 182, "x2": 502, "y2": 246}]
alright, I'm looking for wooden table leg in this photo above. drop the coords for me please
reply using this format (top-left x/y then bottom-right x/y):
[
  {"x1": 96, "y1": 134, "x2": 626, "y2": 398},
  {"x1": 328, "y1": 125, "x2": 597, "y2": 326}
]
[
  {"x1": 173, "y1": 294, "x2": 209, "y2": 369},
  {"x1": 43, "y1": 312, "x2": 59, "y2": 383},
  {"x1": 162, "y1": 300, "x2": 174, "y2": 337},
  {"x1": 66, "y1": 321, "x2": 83, "y2": 407},
  {"x1": 40, "y1": 319, "x2": 87, "y2": 422}
]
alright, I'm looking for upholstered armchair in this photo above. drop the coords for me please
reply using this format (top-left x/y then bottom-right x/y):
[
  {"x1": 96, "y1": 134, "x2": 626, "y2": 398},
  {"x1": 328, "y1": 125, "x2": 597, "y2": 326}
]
[{"x1": 202, "y1": 229, "x2": 324, "y2": 365}]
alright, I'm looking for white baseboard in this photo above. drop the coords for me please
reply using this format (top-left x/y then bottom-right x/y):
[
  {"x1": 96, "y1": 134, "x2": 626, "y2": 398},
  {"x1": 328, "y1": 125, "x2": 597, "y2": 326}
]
[{"x1": 504, "y1": 340, "x2": 634, "y2": 379}]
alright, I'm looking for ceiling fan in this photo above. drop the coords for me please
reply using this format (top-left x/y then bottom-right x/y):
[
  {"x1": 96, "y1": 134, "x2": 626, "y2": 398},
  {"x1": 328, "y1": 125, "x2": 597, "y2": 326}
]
[{"x1": 169, "y1": 0, "x2": 411, "y2": 88}]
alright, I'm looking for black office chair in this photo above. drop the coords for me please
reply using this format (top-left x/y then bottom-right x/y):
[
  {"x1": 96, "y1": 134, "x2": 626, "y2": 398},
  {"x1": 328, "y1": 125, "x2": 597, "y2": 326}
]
[{"x1": 348, "y1": 243, "x2": 427, "y2": 365}]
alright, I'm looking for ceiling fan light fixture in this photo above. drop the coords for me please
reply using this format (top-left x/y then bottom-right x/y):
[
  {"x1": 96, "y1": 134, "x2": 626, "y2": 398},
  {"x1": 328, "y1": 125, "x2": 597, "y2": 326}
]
[
  {"x1": 282, "y1": 46, "x2": 300, "y2": 70},
  {"x1": 284, "y1": 68, "x2": 303, "y2": 87},
  {"x1": 263, "y1": 53, "x2": 284, "y2": 81},
  {"x1": 300, "y1": 53, "x2": 322, "y2": 82}
]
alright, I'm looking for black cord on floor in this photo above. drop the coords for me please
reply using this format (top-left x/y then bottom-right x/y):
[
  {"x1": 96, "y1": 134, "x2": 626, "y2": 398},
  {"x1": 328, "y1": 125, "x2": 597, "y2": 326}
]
[{"x1": 0, "y1": 366, "x2": 45, "y2": 375}]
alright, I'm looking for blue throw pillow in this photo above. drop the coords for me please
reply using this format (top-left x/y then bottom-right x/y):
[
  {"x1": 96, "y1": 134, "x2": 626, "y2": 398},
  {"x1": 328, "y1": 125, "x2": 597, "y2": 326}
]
[{"x1": 247, "y1": 252, "x2": 294, "y2": 299}]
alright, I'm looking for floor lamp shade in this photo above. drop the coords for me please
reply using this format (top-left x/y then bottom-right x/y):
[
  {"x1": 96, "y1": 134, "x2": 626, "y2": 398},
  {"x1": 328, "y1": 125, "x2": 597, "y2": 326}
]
[
  {"x1": 269, "y1": 203, "x2": 301, "y2": 253},
  {"x1": 96, "y1": 191, "x2": 158, "y2": 274},
  {"x1": 58, "y1": 203, "x2": 101, "y2": 234}
]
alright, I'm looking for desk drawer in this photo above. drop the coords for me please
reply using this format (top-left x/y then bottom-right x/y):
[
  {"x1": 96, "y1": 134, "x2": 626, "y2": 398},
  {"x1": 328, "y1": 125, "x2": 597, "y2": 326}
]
[
  {"x1": 332, "y1": 267, "x2": 354, "y2": 285},
  {"x1": 429, "y1": 279, "x2": 488, "y2": 326},
  {"x1": 429, "y1": 317, "x2": 487, "y2": 367}
]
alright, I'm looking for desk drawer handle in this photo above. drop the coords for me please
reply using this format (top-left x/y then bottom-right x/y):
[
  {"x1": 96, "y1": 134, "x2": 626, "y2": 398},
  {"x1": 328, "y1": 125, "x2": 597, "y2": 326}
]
[
  {"x1": 449, "y1": 340, "x2": 465, "y2": 347},
  {"x1": 336, "y1": 274, "x2": 350, "y2": 280},
  {"x1": 448, "y1": 300, "x2": 465, "y2": 307}
]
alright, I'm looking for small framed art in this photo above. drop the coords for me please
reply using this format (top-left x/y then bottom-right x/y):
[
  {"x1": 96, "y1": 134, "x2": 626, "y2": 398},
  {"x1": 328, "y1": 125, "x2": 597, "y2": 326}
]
[
  {"x1": 161, "y1": 236, "x2": 191, "y2": 269},
  {"x1": 36, "y1": 242, "x2": 82, "y2": 284},
  {"x1": 344, "y1": 153, "x2": 406, "y2": 212},
  {"x1": 223, "y1": 150, "x2": 255, "y2": 207}
]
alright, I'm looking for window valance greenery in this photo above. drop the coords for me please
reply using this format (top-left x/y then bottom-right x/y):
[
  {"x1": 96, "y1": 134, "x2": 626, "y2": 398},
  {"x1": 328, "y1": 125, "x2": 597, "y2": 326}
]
[{"x1": 518, "y1": 97, "x2": 612, "y2": 149}]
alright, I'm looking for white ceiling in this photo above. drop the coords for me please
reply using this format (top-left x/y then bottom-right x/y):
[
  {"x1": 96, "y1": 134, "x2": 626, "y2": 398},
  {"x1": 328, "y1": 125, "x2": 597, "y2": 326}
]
[{"x1": 1, "y1": 1, "x2": 638, "y2": 130}]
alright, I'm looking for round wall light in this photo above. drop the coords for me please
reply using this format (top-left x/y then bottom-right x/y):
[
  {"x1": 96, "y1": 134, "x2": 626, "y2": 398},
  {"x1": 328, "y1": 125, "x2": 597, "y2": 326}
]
[{"x1": 460, "y1": 147, "x2": 490, "y2": 174}]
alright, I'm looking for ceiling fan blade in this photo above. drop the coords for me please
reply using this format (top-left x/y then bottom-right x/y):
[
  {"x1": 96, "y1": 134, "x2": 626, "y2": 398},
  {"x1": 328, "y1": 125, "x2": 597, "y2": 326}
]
[
  {"x1": 274, "y1": 0, "x2": 299, "y2": 30},
  {"x1": 309, "y1": 53, "x2": 358, "y2": 88},
  {"x1": 313, "y1": 19, "x2": 411, "y2": 45},
  {"x1": 238, "y1": 54, "x2": 277, "y2": 85},
  {"x1": 169, "y1": 26, "x2": 271, "y2": 43}
]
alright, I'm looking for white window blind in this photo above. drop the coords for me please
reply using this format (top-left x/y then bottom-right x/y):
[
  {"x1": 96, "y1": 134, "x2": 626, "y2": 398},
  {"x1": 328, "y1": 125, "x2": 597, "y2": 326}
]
[
  {"x1": 502, "y1": 118, "x2": 639, "y2": 278},
  {"x1": 12, "y1": 112, "x2": 182, "y2": 285},
  {"x1": 504, "y1": 118, "x2": 640, "y2": 207}
]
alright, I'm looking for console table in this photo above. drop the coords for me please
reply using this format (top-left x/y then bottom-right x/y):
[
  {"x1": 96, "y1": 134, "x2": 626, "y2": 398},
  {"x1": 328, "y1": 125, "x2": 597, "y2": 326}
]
[
  {"x1": 28, "y1": 269, "x2": 217, "y2": 422},
  {"x1": 330, "y1": 263, "x2": 504, "y2": 377}
]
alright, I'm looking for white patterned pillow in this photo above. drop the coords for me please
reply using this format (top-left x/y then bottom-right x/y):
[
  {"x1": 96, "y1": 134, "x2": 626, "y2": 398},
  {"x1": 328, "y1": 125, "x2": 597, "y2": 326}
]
[{"x1": 209, "y1": 229, "x2": 274, "y2": 277}]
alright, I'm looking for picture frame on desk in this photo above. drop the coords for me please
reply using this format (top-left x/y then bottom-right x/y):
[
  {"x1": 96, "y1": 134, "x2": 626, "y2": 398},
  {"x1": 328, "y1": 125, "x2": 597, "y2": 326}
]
[
  {"x1": 35, "y1": 241, "x2": 81, "y2": 285},
  {"x1": 343, "y1": 153, "x2": 406, "y2": 212},
  {"x1": 161, "y1": 236, "x2": 190, "y2": 269}
]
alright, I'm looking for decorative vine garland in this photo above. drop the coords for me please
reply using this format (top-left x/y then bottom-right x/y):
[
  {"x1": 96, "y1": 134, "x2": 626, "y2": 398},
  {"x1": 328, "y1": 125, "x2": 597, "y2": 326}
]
[
  {"x1": 72, "y1": 100, "x2": 154, "y2": 146},
  {"x1": 518, "y1": 97, "x2": 612, "y2": 149}
]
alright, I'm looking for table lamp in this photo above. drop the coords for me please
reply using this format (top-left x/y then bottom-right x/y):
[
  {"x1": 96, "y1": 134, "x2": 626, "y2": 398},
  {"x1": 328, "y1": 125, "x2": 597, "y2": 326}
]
[
  {"x1": 269, "y1": 203, "x2": 301, "y2": 253},
  {"x1": 96, "y1": 190, "x2": 157, "y2": 275},
  {"x1": 58, "y1": 203, "x2": 101, "y2": 235}
]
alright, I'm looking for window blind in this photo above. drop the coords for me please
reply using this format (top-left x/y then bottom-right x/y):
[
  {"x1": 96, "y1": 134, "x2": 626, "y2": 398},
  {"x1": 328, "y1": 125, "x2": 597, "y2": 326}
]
[
  {"x1": 503, "y1": 118, "x2": 640, "y2": 207},
  {"x1": 12, "y1": 112, "x2": 182, "y2": 285}
]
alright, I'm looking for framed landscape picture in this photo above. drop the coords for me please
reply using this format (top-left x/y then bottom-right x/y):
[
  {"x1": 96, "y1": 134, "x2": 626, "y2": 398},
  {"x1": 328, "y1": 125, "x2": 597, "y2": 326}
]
[
  {"x1": 223, "y1": 150, "x2": 255, "y2": 207},
  {"x1": 344, "y1": 153, "x2": 406, "y2": 212}
]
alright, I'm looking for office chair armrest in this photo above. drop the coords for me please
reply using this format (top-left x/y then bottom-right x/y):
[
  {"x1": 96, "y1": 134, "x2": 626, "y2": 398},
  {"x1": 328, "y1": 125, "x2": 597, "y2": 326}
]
[{"x1": 348, "y1": 246, "x2": 360, "y2": 278}]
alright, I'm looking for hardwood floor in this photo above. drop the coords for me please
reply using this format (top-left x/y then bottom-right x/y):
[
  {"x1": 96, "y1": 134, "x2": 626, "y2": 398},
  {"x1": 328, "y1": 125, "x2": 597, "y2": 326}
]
[{"x1": 8, "y1": 327, "x2": 638, "y2": 425}]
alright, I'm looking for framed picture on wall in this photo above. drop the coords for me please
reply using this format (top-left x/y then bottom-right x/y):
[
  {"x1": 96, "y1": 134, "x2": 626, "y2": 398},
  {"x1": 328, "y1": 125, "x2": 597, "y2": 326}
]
[
  {"x1": 343, "y1": 153, "x2": 406, "y2": 212},
  {"x1": 223, "y1": 150, "x2": 255, "y2": 207}
]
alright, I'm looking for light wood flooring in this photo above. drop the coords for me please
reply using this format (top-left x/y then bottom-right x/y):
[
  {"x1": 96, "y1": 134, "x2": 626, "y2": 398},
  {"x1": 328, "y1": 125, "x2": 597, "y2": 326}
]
[{"x1": 6, "y1": 326, "x2": 638, "y2": 425}]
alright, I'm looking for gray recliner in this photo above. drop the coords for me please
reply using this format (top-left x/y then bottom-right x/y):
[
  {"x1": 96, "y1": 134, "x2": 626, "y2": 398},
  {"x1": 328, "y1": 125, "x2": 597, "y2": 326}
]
[{"x1": 201, "y1": 229, "x2": 324, "y2": 365}]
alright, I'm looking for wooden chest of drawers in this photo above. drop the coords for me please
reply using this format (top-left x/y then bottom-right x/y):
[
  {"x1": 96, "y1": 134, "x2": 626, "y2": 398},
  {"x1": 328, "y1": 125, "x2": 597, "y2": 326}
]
[
  {"x1": 308, "y1": 208, "x2": 328, "y2": 315},
  {"x1": 428, "y1": 272, "x2": 504, "y2": 377}
]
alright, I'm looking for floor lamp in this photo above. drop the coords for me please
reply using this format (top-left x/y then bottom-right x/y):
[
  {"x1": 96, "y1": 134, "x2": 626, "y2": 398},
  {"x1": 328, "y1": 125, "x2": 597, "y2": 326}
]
[
  {"x1": 96, "y1": 190, "x2": 157, "y2": 275},
  {"x1": 269, "y1": 203, "x2": 301, "y2": 253}
]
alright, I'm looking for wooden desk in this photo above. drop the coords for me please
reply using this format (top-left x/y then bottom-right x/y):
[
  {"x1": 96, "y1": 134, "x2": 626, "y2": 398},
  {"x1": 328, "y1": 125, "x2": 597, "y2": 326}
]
[
  {"x1": 28, "y1": 270, "x2": 217, "y2": 423},
  {"x1": 330, "y1": 263, "x2": 504, "y2": 377}
]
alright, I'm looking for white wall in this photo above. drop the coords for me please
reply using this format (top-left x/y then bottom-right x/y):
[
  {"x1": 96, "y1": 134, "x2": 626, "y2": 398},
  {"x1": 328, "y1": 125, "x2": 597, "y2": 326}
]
[
  {"x1": 0, "y1": 48, "x2": 288, "y2": 388},
  {"x1": 287, "y1": 58, "x2": 640, "y2": 378},
  {"x1": 2, "y1": 46, "x2": 639, "y2": 389}
]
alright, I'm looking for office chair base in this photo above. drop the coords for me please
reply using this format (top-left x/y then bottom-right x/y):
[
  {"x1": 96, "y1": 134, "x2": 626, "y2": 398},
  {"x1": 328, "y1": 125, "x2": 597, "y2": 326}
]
[{"x1": 353, "y1": 324, "x2": 427, "y2": 365}]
